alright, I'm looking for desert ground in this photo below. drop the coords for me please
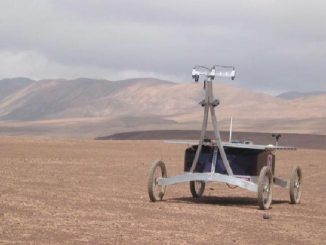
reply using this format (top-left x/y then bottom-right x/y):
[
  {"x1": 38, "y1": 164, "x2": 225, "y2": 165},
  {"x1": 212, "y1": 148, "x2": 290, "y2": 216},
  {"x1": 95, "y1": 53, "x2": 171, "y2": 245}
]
[{"x1": 0, "y1": 137, "x2": 325, "y2": 244}]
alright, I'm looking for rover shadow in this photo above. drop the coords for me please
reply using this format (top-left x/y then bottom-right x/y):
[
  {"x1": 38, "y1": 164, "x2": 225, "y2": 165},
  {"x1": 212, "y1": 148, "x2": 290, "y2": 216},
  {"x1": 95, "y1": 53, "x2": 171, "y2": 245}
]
[{"x1": 167, "y1": 196, "x2": 289, "y2": 207}]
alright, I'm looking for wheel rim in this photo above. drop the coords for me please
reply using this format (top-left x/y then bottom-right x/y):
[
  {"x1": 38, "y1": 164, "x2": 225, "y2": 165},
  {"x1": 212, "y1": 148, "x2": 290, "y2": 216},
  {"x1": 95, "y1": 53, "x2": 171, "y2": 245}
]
[
  {"x1": 292, "y1": 169, "x2": 302, "y2": 202},
  {"x1": 258, "y1": 167, "x2": 273, "y2": 210},
  {"x1": 153, "y1": 166, "x2": 165, "y2": 199},
  {"x1": 289, "y1": 166, "x2": 302, "y2": 204},
  {"x1": 262, "y1": 176, "x2": 271, "y2": 204},
  {"x1": 148, "y1": 160, "x2": 167, "y2": 202}
]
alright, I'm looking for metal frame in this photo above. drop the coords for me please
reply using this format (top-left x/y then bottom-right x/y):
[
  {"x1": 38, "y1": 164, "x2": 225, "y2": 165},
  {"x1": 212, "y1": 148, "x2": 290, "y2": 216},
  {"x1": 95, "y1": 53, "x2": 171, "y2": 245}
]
[
  {"x1": 158, "y1": 174, "x2": 289, "y2": 192},
  {"x1": 158, "y1": 173, "x2": 258, "y2": 192}
]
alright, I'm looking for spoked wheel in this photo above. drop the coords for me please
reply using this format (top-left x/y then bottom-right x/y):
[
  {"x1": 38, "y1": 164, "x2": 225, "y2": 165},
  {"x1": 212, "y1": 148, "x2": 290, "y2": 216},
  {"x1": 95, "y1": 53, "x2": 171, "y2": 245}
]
[
  {"x1": 147, "y1": 160, "x2": 167, "y2": 202},
  {"x1": 289, "y1": 166, "x2": 303, "y2": 204},
  {"x1": 190, "y1": 181, "x2": 205, "y2": 198},
  {"x1": 257, "y1": 166, "x2": 273, "y2": 210}
]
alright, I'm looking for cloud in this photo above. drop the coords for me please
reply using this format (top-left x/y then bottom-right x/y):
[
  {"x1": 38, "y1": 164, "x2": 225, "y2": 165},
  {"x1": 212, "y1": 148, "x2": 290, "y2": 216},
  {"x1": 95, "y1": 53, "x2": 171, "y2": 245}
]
[
  {"x1": 0, "y1": 50, "x2": 181, "y2": 81},
  {"x1": 0, "y1": 0, "x2": 325, "y2": 92}
]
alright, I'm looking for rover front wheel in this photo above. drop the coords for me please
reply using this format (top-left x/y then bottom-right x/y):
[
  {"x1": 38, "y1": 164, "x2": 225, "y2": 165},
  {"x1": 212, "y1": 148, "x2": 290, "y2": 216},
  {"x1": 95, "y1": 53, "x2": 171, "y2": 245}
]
[
  {"x1": 258, "y1": 166, "x2": 273, "y2": 210},
  {"x1": 147, "y1": 160, "x2": 167, "y2": 202}
]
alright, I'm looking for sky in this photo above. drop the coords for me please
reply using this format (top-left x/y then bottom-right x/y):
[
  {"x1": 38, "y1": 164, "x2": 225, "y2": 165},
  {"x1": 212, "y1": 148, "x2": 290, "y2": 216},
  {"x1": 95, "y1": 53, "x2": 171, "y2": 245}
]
[{"x1": 0, "y1": 0, "x2": 325, "y2": 93}]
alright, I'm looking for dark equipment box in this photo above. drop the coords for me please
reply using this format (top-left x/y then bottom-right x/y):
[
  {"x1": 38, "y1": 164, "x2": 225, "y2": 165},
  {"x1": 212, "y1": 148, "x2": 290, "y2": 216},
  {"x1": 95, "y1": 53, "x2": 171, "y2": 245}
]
[{"x1": 184, "y1": 145, "x2": 275, "y2": 176}]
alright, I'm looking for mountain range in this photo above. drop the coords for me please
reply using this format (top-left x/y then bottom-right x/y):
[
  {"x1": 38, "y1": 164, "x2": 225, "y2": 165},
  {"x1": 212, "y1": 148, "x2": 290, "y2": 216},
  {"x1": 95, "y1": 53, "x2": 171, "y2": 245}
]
[
  {"x1": 277, "y1": 91, "x2": 326, "y2": 100},
  {"x1": 0, "y1": 77, "x2": 325, "y2": 137}
]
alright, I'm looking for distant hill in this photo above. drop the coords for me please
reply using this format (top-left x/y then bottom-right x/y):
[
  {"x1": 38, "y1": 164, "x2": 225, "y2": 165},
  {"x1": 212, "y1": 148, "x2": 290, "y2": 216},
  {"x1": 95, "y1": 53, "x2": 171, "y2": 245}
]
[
  {"x1": 0, "y1": 77, "x2": 325, "y2": 137},
  {"x1": 96, "y1": 130, "x2": 326, "y2": 150},
  {"x1": 277, "y1": 91, "x2": 326, "y2": 100},
  {"x1": 0, "y1": 77, "x2": 174, "y2": 120}
]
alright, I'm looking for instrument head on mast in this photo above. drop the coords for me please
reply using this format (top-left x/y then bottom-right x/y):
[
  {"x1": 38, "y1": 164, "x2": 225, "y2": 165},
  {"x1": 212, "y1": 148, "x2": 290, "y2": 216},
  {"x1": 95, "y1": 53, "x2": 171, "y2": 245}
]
[{"x1": 192, "y1": 65, "x2": 236, "y2": 82}]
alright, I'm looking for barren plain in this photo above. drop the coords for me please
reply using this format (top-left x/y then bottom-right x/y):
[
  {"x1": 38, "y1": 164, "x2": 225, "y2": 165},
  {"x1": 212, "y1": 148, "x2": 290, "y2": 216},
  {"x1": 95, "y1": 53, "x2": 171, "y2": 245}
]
[{"x1": 0, "y1": 137, "x2": 325, "y2": 244}]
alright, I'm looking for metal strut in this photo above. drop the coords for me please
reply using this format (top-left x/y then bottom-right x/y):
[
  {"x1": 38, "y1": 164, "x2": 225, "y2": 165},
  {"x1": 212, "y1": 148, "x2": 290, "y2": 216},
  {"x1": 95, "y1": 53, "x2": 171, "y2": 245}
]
[{"x1": 190, "y1": 66, "x2": 235, "y2": 176}]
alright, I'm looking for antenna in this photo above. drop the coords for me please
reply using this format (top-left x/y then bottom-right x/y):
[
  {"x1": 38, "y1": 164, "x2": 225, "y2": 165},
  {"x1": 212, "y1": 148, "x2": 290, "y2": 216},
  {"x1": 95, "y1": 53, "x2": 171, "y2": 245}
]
[
  {"x1": 272, "y1": 133, "x2": 282, "y2": 146},
  {"x1": 229, "y1": 117, "x2": 233, "y2": 143}
]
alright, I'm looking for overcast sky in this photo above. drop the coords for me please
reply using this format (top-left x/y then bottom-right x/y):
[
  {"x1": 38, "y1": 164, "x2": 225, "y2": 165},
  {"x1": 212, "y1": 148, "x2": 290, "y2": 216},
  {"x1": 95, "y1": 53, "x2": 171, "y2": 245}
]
[{"x1": 0, "y1": 0, "x2": 325, "y2": 93}]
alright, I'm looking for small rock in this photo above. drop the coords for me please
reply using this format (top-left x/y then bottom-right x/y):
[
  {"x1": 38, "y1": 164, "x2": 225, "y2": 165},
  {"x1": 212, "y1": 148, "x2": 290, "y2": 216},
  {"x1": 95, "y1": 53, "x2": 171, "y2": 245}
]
[{"x1": 263, "y1": 213, "x2": 272, "y2": 219}]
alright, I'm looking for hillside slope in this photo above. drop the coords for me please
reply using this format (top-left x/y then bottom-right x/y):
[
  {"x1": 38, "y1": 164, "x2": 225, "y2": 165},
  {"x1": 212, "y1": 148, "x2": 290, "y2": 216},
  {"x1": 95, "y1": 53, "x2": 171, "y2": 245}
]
[{"x1": 0, "y1": 77, "x2": 324, "y2": 137}]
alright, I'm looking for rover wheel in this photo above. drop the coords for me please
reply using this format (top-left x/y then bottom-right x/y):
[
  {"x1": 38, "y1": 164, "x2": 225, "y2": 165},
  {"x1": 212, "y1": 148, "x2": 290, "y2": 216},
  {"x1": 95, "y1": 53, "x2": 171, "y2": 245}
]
[
  {"x1": 258, "y1": 166, "x2": 273, "y2": 210},
  {"x1": 289, "y1": 166, "x2": 303, "y2": 204},
  {"x1": 190, "y1": 181, "x2": 205, "y2": 198},
  {"x1": 147, "y1": 160, "x2": 167, "y2": 202}
]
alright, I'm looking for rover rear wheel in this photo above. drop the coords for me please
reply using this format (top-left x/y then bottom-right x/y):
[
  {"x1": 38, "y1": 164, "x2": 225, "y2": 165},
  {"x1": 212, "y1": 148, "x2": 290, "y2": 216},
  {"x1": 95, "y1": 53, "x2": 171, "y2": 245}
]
[
  {"x1": 289, "y1": 166, "x2": 303, "y2": 204},
  {"x1": 190, "y1": 181, "x2": 205, "y2": 198}
]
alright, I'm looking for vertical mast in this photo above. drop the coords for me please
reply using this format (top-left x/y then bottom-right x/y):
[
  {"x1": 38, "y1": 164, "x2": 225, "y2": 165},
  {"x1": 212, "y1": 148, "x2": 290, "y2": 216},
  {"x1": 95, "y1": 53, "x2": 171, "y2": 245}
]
[{"x1": 190, "y1": 65, "x2": 236, "y2": 175}]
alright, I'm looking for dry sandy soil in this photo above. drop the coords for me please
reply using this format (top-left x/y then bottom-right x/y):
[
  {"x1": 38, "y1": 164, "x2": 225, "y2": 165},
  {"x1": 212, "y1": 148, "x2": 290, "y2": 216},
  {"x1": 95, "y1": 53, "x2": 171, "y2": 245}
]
[{"x1": 0, "y1": 137, "x2": 325, "y2": 244}]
